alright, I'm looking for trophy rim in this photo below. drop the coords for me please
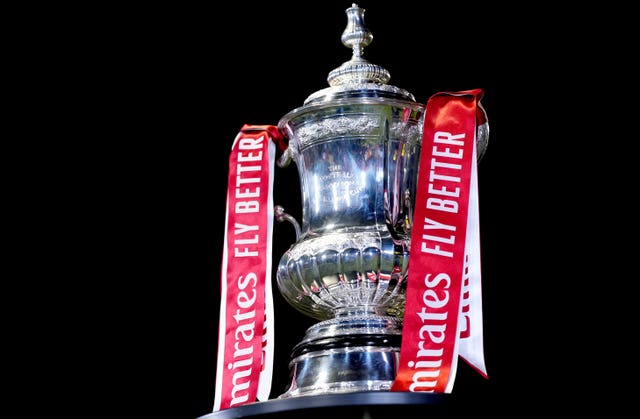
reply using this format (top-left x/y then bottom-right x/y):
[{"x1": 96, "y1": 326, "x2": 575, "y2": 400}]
[{"x1": 278, "y1": 93, "x2": 423, "y2": 131}]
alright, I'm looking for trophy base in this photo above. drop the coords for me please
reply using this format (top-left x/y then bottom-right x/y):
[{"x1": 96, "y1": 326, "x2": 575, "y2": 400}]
[
  {"x1": 200, "y1": 391, "x2": 452, "y2": 418},
  {"x1": 279, "y1": 314, "x2": 403, "y2": 399}
]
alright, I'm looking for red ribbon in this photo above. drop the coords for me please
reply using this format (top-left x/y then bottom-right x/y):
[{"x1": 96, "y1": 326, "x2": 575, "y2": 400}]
[
  {"x1": 391, "y1": 89, "x2": 487, "y2": 392},
  {"x1": 213, "y1": 125, "x2": 280, "y2": 411}
]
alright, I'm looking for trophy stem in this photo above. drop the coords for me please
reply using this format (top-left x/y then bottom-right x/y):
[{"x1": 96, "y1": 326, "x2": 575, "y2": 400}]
[{"x1": 334, "y1": 306, "x2": 385, "y2": 317}]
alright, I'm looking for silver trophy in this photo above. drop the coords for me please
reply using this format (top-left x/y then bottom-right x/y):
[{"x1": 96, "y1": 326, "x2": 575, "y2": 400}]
[{"x1": 274, "y1": 3, "x2": 488, "y2": 398}]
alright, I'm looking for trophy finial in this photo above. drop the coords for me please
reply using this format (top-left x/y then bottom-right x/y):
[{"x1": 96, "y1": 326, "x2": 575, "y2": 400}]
[
  {"x1": 341, "y1": 3, "x2": 372, "y2": 58},
  {"x1": 327, "y1": 3, "x2": 391, "y2": 86}
]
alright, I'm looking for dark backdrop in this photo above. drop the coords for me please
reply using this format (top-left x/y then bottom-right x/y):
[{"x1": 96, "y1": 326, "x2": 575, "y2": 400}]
[{"x1": 106, "y1": 1, "x2": 596, "y2": 418}]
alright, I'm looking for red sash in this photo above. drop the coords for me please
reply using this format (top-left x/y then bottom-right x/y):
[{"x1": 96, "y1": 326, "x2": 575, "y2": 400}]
[
  {"x1": 213, "y1": 125, "x2": 284, "y2": 411},
  {"x1": 391, "y1": 89, "x2": 488, "y2": 392}
]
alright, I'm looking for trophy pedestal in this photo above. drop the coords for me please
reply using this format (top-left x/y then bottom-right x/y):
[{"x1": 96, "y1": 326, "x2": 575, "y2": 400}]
[
  {"x1": 200, "y1": 392, "x2": 451, "y2": 418},
  {"x1": 279, "y1": 315, "x2": 403, "y2": 398}
]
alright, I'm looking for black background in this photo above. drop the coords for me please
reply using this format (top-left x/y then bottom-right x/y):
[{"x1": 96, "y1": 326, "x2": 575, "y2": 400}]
[{"x1": 93, "y1": 1, "x2": 608, "y2": 418}]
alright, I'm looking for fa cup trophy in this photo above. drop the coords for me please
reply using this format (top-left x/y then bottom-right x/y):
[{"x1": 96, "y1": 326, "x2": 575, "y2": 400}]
[
  {"x1": 213, "y1": 3, "x2": 489, "y2": 413},
  {"x1": 274, "y1": 4, "x2": 488, "y2": 398}
]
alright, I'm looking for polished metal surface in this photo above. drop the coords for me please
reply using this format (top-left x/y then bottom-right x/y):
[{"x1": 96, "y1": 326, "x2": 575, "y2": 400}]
[
  {"x1": 273, "y1": 3, "x2": 488, "y2": 399},
  {"x1": 276, "y1": 4, "x2": 423, "y2": 322},
  {"x1": 281, "y1": 315, "x2": 403, "y2": 397}
]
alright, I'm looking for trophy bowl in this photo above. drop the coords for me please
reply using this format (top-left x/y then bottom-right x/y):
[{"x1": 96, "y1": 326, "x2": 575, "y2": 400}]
[{"x1": 276, "y1": 98, "x2": 425, "y2": 322}]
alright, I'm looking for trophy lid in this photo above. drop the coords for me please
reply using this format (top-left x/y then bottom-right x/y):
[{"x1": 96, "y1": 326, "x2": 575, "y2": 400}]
[{"x1": 303, "y1": 3, "x2": 416, "y2": 105}]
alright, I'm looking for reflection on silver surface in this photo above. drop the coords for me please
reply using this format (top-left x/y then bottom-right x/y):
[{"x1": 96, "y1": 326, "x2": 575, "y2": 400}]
[{"x1": 273, "y1": 3, "x2": 488, "y2": 398}]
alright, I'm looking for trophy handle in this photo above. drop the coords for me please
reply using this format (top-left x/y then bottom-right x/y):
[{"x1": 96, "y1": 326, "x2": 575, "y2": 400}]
[
  {"x1": 274, "y1": 204, "x2": 301, "y2": 241},
  {"x1": 276, "y1": 146, "x2": 294, "y2": 168},
  {"x1": 274, "y1": 145, "x2": 300, "y2": 240}
]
